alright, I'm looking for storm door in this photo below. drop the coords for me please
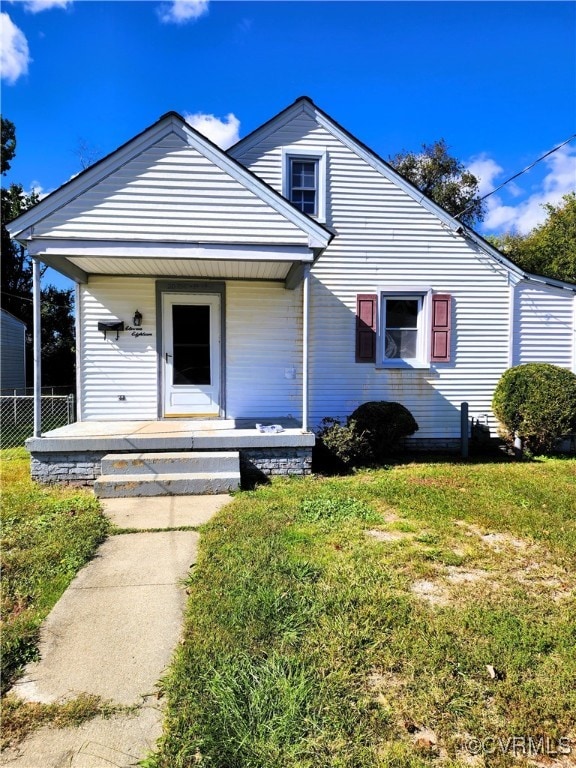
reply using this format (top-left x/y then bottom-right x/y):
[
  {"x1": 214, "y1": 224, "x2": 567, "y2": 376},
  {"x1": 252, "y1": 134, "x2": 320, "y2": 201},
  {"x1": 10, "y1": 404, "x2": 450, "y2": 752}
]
[{"x1": 162, "y1": 294, "x2": 220, "y2": 416}]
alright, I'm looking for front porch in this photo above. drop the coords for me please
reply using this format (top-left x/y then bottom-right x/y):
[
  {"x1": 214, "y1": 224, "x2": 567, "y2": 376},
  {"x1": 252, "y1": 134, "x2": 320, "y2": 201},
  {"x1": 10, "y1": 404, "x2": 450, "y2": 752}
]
[{"x1": 26, "y1": 418, "x2": 315, "y2": 488}]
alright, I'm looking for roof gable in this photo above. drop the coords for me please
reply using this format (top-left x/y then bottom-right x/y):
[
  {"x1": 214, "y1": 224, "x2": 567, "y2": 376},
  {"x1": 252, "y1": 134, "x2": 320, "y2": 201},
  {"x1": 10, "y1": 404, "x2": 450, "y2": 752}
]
[
  {"x1": 231, "y1": 97, "x2": 576, "y2": 293},
  {"x1": 8, "y1": 112, "x2": 331, "y2": 249}
]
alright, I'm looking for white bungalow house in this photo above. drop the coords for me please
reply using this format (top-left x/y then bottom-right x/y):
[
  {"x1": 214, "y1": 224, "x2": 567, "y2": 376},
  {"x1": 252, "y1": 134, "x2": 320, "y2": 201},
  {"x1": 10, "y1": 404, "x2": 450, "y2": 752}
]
[{"x1": 7, "y1": 97, "x2": 576, "y2": 494}]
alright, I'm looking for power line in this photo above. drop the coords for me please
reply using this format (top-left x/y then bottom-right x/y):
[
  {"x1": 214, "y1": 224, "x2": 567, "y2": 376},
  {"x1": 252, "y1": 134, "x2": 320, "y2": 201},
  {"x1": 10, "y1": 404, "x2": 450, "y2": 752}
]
[
  {"x1": 456, "y1": 133, "x2": 576, "y2": 220},
  {"x1": 1, "y1": 291, "x2": 33, "y2": 303},
  {"x1": 1, "y1": 290, "x2": 72, "y2": 305}
]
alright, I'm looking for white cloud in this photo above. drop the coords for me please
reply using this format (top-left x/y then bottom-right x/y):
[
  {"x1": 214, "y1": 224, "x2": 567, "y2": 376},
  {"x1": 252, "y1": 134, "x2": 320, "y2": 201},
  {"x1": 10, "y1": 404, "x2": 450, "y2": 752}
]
[
  {"x1": 467, "y1": 154, "x2": 503, "y2": 197},
  {"x1": 22, "y1": 0, "x2": 72, "y2": 12},
  {"x1": 29, "y1": 180, "x2": 52, "y2": 200},
  {"x1": 158, "y1": 0, "x2": 209, "y2": 24},
  {"x1": 482, "y1": 145, "x2": 576, "y2": 235},
  {"x1": 184, "y1": 112, "x2": 240, "y2": 149},
  {"x1": 0, "y1": 13, "x2": 30, "y2": 84}
]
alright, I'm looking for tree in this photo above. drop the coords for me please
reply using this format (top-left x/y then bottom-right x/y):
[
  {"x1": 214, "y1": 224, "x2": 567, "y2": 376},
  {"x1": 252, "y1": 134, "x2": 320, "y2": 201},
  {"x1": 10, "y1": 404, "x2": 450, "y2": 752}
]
[
  {"x1": 389, "y1": 139, "x2": 485, "y2": 227},
  {"x1": 1, "y1": 117, "x2": 76, "y2": 388},
  {"x1": 1, "y1": 117, "x2": 16, "y2": 174},
  {"x1": 493, "y1": 193, "x2": 576, "y2": 285}
]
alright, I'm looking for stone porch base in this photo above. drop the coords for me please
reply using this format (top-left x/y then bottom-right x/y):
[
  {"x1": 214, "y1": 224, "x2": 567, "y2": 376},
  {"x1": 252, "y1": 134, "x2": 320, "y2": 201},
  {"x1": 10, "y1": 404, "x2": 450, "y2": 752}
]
[
  {"x1": 30, "y1": 446, "x2": 313, "y2": 488},
  {"x1": 26, "y1": 419, "x2": 314, "y2": 488}
]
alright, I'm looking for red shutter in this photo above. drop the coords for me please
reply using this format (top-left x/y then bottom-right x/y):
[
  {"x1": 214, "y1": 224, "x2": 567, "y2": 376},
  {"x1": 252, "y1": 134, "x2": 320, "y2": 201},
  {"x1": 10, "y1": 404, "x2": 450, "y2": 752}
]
[
  {"x1": 356, "y1": 294, "x2": 377, "y2": 363},
  {"x1": 430, "y1": 294, "x2": 451, "y2": 362}
]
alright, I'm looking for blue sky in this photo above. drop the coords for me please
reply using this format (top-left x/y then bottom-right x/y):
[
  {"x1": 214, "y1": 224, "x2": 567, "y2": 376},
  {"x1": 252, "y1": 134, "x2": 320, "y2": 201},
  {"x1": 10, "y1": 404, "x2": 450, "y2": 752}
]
[{"x1": 2, "y1": 0, "x2": 575, "y2": 288}]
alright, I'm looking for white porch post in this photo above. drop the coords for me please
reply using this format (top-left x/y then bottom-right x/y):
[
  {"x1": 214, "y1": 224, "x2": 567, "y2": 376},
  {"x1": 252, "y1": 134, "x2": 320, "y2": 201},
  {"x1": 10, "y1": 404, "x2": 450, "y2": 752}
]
[
  {"x1": 33, "y1": 257, "x2": 42, "y2": 437},
  {"x1": 302, "y1": 264, "x2": 310, "y2": 432}
]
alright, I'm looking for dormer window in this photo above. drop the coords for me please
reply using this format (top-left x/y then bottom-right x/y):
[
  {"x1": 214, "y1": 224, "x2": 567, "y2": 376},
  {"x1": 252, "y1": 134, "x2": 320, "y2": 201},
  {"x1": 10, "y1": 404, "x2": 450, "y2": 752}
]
[
  {"x1": 282, "y1": 148, "x2": 327, "y2": 222},
  {"x1": 289, "y1": 158, "x2": 318, "y2": 216}
]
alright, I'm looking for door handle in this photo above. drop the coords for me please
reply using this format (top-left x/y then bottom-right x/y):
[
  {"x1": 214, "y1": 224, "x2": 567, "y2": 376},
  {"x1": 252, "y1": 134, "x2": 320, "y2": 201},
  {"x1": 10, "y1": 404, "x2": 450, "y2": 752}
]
[{"x1": 165, "y1": 352, "x2": 172, "y2": 363}]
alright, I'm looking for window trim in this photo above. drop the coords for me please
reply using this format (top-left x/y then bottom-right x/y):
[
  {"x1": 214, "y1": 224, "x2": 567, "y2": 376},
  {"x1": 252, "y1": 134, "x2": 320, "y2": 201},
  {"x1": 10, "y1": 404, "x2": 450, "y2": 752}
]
[
  {"x1": 282, "y1": 147, "x2": 327, "y2": 223},
  {"x1": 376, "y1": 287, "x2": 432, "y2": 369}
]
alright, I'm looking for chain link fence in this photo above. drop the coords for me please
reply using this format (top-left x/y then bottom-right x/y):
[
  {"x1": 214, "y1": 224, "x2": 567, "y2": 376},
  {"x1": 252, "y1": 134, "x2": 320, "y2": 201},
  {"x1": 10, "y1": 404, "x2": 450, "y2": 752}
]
[{"x1": 0, "y1": 392, "x2": 76, "y2": 452}]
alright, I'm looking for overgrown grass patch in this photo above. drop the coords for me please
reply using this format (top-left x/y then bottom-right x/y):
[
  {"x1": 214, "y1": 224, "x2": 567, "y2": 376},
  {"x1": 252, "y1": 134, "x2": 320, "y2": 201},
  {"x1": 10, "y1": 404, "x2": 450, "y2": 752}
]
[
  {"x1": 0, "y1": 694, "x2": 127, "y2": 750},
  {"x1": 149, "y1": 460, "x2": 575, "y2": 767},
  {"x1": 0, "y1": 448, "x2": 109, "y2": 694}
]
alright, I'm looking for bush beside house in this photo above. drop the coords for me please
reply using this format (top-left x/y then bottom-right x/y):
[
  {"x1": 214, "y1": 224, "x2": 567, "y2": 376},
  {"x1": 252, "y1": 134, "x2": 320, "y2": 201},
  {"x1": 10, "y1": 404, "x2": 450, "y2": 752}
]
[
  {"x1": 492, "y1": 363, "x2": 576, "y2": 454},
  {"x1": 316, "y1": 401, "x2": 419, "y2": 469}
]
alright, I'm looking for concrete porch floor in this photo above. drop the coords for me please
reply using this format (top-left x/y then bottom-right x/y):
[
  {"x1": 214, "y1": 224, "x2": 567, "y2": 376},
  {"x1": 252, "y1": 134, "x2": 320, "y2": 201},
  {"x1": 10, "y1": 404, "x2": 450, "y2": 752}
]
[{"x1": 26, "y1": 417, "x2": 315, "y2": 453}]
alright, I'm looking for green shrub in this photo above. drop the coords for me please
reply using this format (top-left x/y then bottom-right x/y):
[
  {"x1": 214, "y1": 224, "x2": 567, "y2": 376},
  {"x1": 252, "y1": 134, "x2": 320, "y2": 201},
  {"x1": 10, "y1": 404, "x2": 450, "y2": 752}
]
[
  {"x1": 317, "y1": 402, "x2": 418, "y2": 468},
  {"x1": 492, "y1": 363, "x2": 576, "y2": 454},
  {"x1": 348, "y1": 401, "x2": 419, "y2": 463},
  {"x1": 316, "y1": 417, "x2": 371, "y2": 469}
]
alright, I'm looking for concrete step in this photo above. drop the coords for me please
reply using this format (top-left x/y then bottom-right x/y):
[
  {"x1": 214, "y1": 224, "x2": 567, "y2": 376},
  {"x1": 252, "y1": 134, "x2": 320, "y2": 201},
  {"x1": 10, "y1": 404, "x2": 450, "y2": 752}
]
[
  {"x1": 101, "y1": 451, "x2": 239, "y2": 476},
  {"x1": 94, "y1": 471, "x2": 240, "y2": 498}
]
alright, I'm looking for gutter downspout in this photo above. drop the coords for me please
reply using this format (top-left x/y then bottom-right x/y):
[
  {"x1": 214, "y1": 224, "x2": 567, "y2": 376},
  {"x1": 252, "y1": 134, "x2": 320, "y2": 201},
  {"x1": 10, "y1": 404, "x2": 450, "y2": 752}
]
[
  {"x1": 302, "y1": 264, "x2": 310, "y2": 433},
  {"x1": 33, "y1": 257, "x2": 42, "y2": 437}
]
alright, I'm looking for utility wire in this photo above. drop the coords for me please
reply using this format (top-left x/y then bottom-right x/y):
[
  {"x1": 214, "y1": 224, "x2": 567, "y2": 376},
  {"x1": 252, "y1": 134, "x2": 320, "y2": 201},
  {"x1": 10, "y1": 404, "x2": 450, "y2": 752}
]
[
  {"x1": 456, "y1": 133, "x2": 576, "y2": 220},
  {"x1": 1, "y1": 290, "x2": 72, "y2": 304},
  {"x1": 2, "y1": 291, "x2": 33, "y2": 303}
]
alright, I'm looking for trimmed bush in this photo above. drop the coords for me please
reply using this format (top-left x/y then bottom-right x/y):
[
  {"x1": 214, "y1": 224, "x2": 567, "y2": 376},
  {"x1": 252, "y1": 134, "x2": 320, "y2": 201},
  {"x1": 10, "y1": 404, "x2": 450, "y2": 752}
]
[
  {"x1": 492, "y1": 363, "x2": 576, "y2": 454},
  {"x1": 349, "y1": 401, "x2": 419, "y2": 462},
  {"x1": 317, "y1": 402, "x2": 418, "y2": 468}
]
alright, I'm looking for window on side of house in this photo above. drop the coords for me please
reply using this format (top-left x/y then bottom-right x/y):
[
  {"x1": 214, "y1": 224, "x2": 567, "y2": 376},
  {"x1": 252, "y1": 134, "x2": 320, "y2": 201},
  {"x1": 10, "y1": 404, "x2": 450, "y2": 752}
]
[
  {"x1": 381, "y1": 292, "x2": 428, "y2": 366},
  {"x1": 282, "y1": 149, "x2": 327, "y2": 222},
  {"x1": 289, "y1": 158, "x2": 318, "y2": 216},
  {"x1": 355, "y1": 291, "x2": 451, "y2": 367}
]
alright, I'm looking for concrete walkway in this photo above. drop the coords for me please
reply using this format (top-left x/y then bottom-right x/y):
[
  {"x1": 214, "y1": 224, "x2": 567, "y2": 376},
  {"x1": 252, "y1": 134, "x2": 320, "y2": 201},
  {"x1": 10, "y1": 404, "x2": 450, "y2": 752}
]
[{"x1": 1, "y1": 495, "x2": 231, "y2": 768}]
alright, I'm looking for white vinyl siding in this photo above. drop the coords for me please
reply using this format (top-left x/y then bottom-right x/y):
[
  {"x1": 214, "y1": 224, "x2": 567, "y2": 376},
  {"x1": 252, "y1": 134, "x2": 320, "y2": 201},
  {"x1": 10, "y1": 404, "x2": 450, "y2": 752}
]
[
  {"x1": 234, "y1": 111, "x2": 514, "y2": 438},
  {"x1": 1, "y1": 310, "x2": 26, "y2": 390},
  {"x1": 34, "y1": 133, "x2": 310, "y2": 246},
  {"x1": 512, "y1": 282, "x2": 575, "y2": 370},
  {"x1": 79, "y1": 277, "x2": 302, "y2": 421},
  {"x1": 79, "y1": 277, "x2": 158, "y2": 420},
  {"x1": 226, "y1": 281, "x2": 302, "y2": 419}
]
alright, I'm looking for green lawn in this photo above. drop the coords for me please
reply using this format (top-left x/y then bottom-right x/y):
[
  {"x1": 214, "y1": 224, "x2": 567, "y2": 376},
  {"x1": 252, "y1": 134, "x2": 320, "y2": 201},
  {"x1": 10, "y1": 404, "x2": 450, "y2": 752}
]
[
  {"x1": 149, "y1": 457, "x2": 576, "y2": 768},
  {"x1": 0, "y1": 448, "x2": 109, "y2": 695}
]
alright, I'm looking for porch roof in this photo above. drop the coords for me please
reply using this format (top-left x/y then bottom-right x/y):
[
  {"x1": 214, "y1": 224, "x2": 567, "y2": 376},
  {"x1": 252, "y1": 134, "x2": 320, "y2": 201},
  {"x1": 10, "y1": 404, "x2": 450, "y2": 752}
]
[
  {"x1": 7, "y1": 111, "x2": 332, "y2": 289},
  {"x1": 24, "y1": 240, "x2": 316, "y2": 287}
]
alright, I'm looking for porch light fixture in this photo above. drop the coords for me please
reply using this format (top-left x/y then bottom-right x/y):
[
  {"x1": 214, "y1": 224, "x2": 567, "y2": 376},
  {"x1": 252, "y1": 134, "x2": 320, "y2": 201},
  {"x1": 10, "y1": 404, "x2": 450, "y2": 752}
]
[{"x1": 133, "y1": 310, "x2": 143, "y2": 327}]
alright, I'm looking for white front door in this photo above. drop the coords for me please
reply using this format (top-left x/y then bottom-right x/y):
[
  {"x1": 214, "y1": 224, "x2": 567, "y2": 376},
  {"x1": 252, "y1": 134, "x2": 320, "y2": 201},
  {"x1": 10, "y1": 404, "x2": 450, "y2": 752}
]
[{"x1": 162, "y1": 294, "x2": 221, "y2": 417}]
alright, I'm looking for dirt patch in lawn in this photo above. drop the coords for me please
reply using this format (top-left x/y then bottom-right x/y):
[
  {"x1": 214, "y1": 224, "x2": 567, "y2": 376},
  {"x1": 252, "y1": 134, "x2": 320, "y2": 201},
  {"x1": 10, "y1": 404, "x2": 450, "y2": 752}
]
[
  {"x1": 410, "y1": 525, "x2": 574, "y2": 608},
  {"x1": 456, "y1": 521, "x2": 528, "y2": 552},
  {"x1": 366, "y1": 529, "x2": 414, "y2": 543}
]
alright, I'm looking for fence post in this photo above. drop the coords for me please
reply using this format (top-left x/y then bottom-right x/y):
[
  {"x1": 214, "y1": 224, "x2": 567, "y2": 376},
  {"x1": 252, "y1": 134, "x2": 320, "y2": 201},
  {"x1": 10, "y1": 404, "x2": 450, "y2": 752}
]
[{"x1": 461, "y1": 402, "x2": 469, "y2": 459}]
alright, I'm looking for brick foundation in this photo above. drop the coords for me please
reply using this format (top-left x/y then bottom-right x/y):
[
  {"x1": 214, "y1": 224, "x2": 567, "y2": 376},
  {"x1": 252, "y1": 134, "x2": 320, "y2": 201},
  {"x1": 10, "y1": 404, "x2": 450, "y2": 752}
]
[
  {"x1": 31, "y1": 451, "x2": 107, "y2": 485},
  {"x1": 240, "y1": 447, "x2": 313, "y2": 487},
  {"x1": 30, "y1": 446, "x2": 314, "y2": 488}
]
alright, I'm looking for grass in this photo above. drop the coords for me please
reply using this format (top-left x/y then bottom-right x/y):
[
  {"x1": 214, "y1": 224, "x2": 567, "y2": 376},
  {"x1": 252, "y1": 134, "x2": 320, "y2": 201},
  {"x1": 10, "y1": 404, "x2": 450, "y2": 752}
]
[
  {"x1": 148, "y1": 456, "x2": 576, "y2": 768},
  {"x1": 0, "y1": 448, "x2": 109, "y2": 696},
  {"x1": 1, "y1": 694, "x2": 128, "y2": 751}
]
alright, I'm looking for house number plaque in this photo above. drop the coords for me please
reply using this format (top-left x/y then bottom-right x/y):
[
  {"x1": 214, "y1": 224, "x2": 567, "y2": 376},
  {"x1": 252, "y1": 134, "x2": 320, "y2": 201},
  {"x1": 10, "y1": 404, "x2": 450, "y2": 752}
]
[{"x1": 125, "y1": 325, "x2": 152, "y2": 338}]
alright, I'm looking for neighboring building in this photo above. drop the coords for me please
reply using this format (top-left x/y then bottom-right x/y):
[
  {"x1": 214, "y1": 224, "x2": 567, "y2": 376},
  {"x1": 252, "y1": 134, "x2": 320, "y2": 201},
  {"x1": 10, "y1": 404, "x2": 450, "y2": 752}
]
[
  {"x1": 6, "y1": 97, "x2": 576, "y2": 489},
  {"x1": 1, "y1": 308, "x2": 26, "y2": 391}
]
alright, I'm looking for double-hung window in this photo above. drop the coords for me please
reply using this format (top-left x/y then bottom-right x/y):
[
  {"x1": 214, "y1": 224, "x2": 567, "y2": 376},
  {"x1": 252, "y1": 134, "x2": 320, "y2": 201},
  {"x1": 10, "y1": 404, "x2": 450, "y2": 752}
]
[
  {"x1": 289, "y1": 158, "x2": 318, "y2": 216},
  {"x1": 282, "y1": 148, "x2": 327, "y2": 222},
  {"x1": 379, "y1": 290, "x2": 433, "y2": 367},
  {"x1": 382, "y1": 295, "x2": 423, "y2": 362},
  {"x1": 356, "y1": 290, "x2": 452, "y2": 366}
]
